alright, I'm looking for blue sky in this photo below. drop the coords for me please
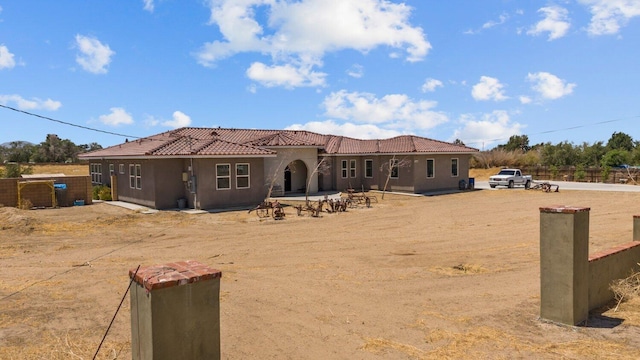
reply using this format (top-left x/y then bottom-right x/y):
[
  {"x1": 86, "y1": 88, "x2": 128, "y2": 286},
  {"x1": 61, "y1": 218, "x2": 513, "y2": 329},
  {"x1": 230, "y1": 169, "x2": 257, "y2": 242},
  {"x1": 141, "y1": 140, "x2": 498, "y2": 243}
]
[{"x1": 1, "y1": 0, "x2": 639, "y2": 150}]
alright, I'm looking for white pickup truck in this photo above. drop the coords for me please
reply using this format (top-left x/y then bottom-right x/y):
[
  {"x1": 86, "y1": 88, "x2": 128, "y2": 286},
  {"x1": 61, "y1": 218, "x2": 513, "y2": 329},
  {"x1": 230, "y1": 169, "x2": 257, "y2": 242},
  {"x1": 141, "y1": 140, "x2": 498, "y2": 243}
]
[{"x1": 489, "y1": 168, "x2": 532, "y2": 189}]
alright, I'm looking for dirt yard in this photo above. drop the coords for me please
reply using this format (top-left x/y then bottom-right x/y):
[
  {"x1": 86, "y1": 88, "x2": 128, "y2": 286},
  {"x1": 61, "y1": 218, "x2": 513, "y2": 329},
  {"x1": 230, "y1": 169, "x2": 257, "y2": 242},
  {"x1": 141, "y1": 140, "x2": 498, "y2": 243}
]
[{"x1": 2, "y1": 187, "x2": 640, "y2": 359}]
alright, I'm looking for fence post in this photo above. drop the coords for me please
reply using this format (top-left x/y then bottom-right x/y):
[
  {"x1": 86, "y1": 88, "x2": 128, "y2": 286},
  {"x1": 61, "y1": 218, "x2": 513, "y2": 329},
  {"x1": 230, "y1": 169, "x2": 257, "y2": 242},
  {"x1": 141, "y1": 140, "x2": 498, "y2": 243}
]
[
  {"x1": 634, "y1": 215, "x2": 640, "y2": 242},
  {"x1": 130, "y1": 260, "x2": 222, "y2": 360},
  {"x1": 539, "y1": 206, "x2": 590, "y2": 325}
]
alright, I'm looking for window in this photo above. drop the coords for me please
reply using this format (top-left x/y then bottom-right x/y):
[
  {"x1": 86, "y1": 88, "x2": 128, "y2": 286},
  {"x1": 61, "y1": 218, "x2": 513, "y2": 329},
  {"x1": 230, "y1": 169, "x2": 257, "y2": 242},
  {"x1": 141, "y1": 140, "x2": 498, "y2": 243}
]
[
  {"x1": 109, "y1": 164, "x2": 114, "y2": 176},
  {"x1": 135, "y1": 164, "x2": 142, "y2": 189},
  {"x1": 365, "y1": 159, "x2": 373, "y2": 178},
  {"x1": 129, "y1": 164, "x2": 142, "y2": 189},
  {"x1": 216, "y1": 164, "x2": 230, "y2": 190},
  {"x1": 427, "y1": 159, "x2": 435, "y2": 178},
  {"x1": 341, "y1": 160, "x2": 348, "y2": 178},
  {"x1": 390, "y1": 159, "x2": 399, "y2": 179},
  {"x1": 236, "y1": 163, "x2": 250, "y2": 189},
  {"x1": 349, "y1": 159, "x2": 356, "y2": 178},
  {"x1": 90, "y1": 163, "x2": 102, "y2": 184},
  {"x1": 119, "y1": 164, "x2": 125, "y2": 174},
  {"x1": 129, "y1": 165, "x2": 135, "y2": 188},
  {"x1": 451, "y1": 158, "x2": 459, "y2": 177}
]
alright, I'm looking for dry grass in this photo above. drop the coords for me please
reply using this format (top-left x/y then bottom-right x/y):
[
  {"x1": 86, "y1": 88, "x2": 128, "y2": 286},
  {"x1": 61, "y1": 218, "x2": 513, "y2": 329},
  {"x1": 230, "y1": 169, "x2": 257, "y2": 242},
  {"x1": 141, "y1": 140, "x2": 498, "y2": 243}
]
[
  {"x1": 0, "y1": 163, "x2": 89, "y2": 176},
  {"x1": 611, "y1": 268, "x2": 640, "y2": 310}
]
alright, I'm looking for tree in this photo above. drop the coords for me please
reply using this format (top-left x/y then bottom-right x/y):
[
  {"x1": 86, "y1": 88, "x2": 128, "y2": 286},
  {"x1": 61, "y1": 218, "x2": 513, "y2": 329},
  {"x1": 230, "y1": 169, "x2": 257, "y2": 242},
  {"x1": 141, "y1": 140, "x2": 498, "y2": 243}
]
[
  {"x1": 606, "y1": 132, "x2": 634, "y2": 152},
  {"x1": 499, "y1": 134, "x2": 530, "y2": 152},
  {"x1": 601, "y1": 149, "x2": 631, "y2": 168},
  {"x1": 380, "y1": 155, "x2": 411, "y2": 199},
  {"x1": 305, "y1": 157, "x2": 331, "y2": 203},
  {"x1": 577, "y1": 141, "x2": 605, "y2": 167},
  {"x1": 540, "y1": 141, "x2": 579, "y2": 166}
]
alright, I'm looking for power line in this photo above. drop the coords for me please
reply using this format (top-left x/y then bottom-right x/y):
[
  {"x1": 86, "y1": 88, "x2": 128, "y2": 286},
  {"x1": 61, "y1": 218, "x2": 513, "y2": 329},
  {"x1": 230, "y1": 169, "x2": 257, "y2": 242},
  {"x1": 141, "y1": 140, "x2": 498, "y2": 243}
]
[
  {"x1": 464, "y1": 115, "x2": 640, "y2": 148},
  {"x1": 0, "y1": 104, "x2": 141, "y2": 140}
]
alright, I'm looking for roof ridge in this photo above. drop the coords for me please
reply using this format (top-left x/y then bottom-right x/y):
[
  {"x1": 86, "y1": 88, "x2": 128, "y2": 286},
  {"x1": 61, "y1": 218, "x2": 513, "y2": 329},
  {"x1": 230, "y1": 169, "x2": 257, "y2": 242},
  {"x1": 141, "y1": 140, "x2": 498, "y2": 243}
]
[{"x1": 146, "y1": 136, "x2": 184, "y2": 155}]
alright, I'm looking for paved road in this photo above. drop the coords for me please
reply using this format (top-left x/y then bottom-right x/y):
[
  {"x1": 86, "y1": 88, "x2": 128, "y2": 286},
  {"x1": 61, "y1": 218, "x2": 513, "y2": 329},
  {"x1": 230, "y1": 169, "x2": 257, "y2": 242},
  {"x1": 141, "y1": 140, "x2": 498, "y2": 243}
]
[{"x1": 474, "y1": 180, "x2": 640, "y2": 192}]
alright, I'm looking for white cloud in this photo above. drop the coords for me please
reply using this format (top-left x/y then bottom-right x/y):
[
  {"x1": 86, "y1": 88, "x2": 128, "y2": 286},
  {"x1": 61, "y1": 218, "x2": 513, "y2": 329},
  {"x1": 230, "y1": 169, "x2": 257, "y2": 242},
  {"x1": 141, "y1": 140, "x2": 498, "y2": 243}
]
[
  {"x1": 322, "y1": 90, "x2": 448, "y2": 131},
  {"x1": 246, "y1": 61, "x2": 327, "y2": 88},
  {"x1": 196, "y1": 0, "x2": 430, "y2": 88},
  {"x1": 471, "y1": 76, "x2": 508, "y2": 101},
  {"x1": 465, "y1": 12, "x2": 513, "y2": 34},
  {"x1": 99, "y1": 107, "x2": 133, "y2": 126},
  {"x1": 519, "y1": 96, "x2": 532, "y2": 104},
  {"x1": 452, "y1": 110, "x2": 525, "y2": 149},
  {"x1": 421, "y1": 78, "x2": 443, "y2": 92},
  {"x1": 0, "y1": 94, "x2": 61, "y2": 111},
  {"x1": 578, "y1": 0, "x2": 640, "y2": 35},
  {"x1": 142, "y1": 0, "x2": 154, "y2": 12},
  {"x1": 483, "y1": 13, "x2": 509, "y2": 29},
  {"x1": 286, "y1": 120, "x2": 401, "y2": 139},
  {"x1": 346, "y1": 64, "x2": 364, "y2": 78},
  {"x1": 527, "y1": 6, "x2": 571, "y2": 40},
  {"x1": 162, "y1": 111, "x2": 192, "y2": 128},
  {"x1": 0, "y1": 45, "x2": 16, "y2": 69},
  {"x1": 527, "y1": 72, "x2": 576, "y2": 100},
  {"x1": 75, "y1": 34, "x2": 115, "y2": 74}
]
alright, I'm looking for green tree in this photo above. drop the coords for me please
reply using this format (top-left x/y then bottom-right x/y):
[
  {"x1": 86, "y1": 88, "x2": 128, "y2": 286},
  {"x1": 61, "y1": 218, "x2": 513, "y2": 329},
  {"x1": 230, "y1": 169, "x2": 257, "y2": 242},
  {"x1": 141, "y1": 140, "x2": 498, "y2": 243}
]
[
  {"x1": 577, "y1": 141, "x2": 606, "y2": 167},
  {"x1": 499, "y1": 134, "x2": 530, "y2": 152},
  {"x1": 606, "y1": 132, "x2": 634, "y2": 152},
  {"x1": 574, "y1": 164, "x2": 586, "y2": 182},
  {"x1": 6, "y1": 141, "x2": 35, "y2": 163},
  {"x1": 4, "y1": 163, "x2": 33, "y2": 178},
  {"x1": 601, "y1": 149, "x2": 631, "y2": 168},
  {"x1": 540, "y1": 141, "x2": 579, "y2": 166}
]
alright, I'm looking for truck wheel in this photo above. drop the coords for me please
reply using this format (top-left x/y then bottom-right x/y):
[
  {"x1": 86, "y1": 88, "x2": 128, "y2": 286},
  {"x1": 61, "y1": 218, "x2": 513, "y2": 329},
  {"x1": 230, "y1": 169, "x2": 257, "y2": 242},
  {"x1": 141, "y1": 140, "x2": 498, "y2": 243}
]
[
  {"x1": 490, "y1": 184, "x2": 496, "y2": 188},
  {"x1": 525, "y1": 180, "x2": 531, "y2": 189},
  {"x1": 508, "y1": 180, "x2": 514, "y2": 188}
]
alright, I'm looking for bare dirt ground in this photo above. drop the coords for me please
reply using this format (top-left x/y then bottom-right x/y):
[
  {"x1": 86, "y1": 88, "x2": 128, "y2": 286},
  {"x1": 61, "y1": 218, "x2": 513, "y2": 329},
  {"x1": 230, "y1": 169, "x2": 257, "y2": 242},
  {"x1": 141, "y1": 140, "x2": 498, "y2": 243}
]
[{"x1": 3, "y1": 185, "x2": 640, "y2": 358}]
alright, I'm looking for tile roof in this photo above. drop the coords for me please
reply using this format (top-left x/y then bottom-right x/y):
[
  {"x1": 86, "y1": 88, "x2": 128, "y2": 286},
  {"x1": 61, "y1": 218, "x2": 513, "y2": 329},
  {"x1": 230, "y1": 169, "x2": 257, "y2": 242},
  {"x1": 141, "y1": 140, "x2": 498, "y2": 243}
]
[{"x1": 79, "y1": 127, "x2": 477, "y2": 159}]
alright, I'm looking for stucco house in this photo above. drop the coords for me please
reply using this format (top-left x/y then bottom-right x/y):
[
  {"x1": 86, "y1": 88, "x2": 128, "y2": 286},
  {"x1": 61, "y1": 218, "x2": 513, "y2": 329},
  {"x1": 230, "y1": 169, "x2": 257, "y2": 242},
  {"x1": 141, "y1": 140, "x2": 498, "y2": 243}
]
[{"x1": 78, "y1": 127, "x2": 478, "y2": 210}]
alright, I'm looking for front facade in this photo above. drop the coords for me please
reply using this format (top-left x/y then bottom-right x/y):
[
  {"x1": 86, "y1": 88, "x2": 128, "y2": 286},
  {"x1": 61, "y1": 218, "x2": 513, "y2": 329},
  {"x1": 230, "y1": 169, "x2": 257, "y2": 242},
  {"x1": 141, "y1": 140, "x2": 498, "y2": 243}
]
[{"x1": 79, "y1": 127, "x2": 478, "y2": 210}]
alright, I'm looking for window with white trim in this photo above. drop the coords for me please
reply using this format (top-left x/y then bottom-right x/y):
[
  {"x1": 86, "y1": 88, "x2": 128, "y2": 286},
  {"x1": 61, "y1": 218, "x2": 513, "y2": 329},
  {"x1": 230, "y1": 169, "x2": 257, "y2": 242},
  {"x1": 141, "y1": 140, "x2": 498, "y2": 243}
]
[
  {"x1": 135, "y1": 164, "x2": 142, "y2": 189},
  {"x1": 129, "y1": 165, "x2": 135, "y2": 188},
  {"x1": 365, "y1": 159, "x2": 373, "y2": 178},
  {"x1": 451, "y1": 158, "x2": 459, "y2": 177},
  {"x1": 129, "y1": 164, "x2": 142, "y2": 189},
  {"x1": 109, "y1": 164, "x2": 114, "y2": 176},
  {"x1": 341, "y1": 160, "x2": 348, "y2": 178},
  {"x1": 236, "y1": 163, "x2": 250, "y2": 189},
  {"x1": 90, "y1": 163, "x2": 102, "y2": 184},
  {"x1": 119, "y1": 164, "x2": 125, "y2": 174},
  {"x1": 349, "y1": 159, "x2": 356, "y2": 178},
  {"x1": 216, "y1": 164, "x2": 230, "y2": 190},
  {"x1": 427, "y1": 159, "x2": 435, "y2": 178}
]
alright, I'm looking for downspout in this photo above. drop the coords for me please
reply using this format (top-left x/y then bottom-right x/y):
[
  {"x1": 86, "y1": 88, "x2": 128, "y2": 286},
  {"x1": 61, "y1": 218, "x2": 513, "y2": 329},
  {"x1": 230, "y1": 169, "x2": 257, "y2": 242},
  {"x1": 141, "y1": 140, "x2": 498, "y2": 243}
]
[{"x1": 190, "y1": 158, "x2": 197, "y2": 210}]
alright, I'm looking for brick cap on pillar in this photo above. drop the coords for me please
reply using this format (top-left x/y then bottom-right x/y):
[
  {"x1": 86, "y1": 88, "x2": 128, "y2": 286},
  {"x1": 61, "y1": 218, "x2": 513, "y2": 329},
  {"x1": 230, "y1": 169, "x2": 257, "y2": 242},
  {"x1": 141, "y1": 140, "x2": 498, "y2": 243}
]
[
  {"x1": 539, "y1": 205, "x2": 590, "y2": 214},
  {"x1": 130, "y1": 260, "x2": 222, "y2": 292}
]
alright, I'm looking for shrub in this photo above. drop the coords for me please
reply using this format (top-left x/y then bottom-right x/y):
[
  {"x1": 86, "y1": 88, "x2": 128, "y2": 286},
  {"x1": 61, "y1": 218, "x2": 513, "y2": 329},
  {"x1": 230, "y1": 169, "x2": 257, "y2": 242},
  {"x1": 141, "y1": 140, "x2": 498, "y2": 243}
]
[
  {"x1": 574, "y1": 165, "x2": 586, "y2": 182},
  {"x1": 92, "y1": 185, "x2": 112, "y2": 201}
]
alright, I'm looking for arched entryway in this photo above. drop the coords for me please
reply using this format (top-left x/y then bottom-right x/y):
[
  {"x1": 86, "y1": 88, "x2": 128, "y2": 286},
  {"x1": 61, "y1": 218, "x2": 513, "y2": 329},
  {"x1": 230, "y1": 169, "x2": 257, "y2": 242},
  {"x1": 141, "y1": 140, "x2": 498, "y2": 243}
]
[{"x1": 284, "y1": 160, "x2": 308, "y2": 193}]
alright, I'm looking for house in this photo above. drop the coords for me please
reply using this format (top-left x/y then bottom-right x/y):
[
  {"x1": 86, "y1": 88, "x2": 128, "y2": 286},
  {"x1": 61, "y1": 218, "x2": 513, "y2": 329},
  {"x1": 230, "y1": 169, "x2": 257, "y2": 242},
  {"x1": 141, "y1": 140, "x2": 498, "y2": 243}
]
[{"x1": 78, "y1": 127, "x2": 478, "y2": 210}]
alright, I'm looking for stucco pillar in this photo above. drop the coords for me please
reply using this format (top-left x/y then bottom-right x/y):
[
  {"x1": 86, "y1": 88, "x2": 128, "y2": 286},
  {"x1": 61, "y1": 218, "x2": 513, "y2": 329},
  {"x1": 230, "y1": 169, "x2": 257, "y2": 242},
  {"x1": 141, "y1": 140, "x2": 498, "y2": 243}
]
[
  {"x1": 130, "y1": 260, "x2": 222, "y2": 360},
  {"x1": 634, "y1": 215, "x2": 640, "y2": 241},
  {"x1": 539, "y1": 206, "x2": 590, "y2": 326}
]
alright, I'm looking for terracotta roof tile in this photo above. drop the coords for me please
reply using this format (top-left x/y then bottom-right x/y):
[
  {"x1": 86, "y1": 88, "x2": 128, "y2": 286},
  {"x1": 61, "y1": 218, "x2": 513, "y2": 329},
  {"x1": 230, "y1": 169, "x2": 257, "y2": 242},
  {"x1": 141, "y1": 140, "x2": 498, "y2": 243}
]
[{"x1": 78, "y1": 127, "x2": 477, "y2": 159}]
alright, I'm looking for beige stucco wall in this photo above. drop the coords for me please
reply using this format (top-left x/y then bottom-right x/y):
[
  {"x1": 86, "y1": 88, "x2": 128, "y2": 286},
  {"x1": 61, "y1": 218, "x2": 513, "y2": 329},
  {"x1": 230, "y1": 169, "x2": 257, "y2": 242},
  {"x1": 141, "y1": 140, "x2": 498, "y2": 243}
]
[
  {"x1": 588, "y1": 243, "x2": 640, "y2": 309},
  {"x1": 264, "y1": 147, "x2": 319, "y2": 195}
]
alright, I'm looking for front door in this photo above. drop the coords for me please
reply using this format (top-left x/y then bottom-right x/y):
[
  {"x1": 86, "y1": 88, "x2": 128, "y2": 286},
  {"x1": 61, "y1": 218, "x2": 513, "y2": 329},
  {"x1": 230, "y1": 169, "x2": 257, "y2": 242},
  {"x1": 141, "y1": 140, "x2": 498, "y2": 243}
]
[{"x1": 284, "y1": 166, "x2": 292, "y2": 192}]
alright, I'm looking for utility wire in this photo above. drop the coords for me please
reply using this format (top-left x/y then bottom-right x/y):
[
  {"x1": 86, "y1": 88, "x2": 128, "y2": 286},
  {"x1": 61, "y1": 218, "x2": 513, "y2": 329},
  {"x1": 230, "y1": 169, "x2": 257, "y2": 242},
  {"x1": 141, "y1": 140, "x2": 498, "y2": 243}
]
[
  {"x1": 464, "y1": 115, "x2": 640, "y2": 148},
  {"x1": 0, "y1": 104, "x2": 141, "y2": 140}
]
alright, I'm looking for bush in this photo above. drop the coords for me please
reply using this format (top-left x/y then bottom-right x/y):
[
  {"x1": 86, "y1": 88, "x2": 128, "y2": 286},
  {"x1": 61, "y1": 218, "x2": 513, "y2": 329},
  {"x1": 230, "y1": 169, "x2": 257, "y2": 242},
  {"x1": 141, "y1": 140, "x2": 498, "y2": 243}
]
[
  {"x1": 92, "y1": 185, "x2": 112, "y2": 201},
  {"x1": 574, "y1": 165, "x2": 586, "y2": 182}
]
